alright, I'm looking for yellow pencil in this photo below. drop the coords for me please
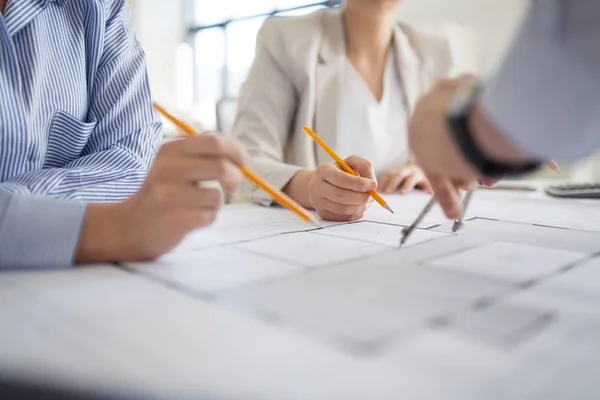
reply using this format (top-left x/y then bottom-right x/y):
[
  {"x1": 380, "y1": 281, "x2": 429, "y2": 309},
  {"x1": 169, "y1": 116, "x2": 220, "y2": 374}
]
[
  {"x1": 303, "y1": 126, "x2": 394, "y2": 214},
  {"x1": 154, "y1": 103, "x2": 320, "y2": 226}
]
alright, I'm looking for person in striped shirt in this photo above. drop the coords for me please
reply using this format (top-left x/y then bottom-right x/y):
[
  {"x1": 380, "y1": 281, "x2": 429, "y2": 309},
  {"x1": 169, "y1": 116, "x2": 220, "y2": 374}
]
[
  {"x1": 0, "y1": 0, "x2": 250, "y2": 269},
  {"x1": 0, "y1": 0, "x2": 161, "y2": 202}
]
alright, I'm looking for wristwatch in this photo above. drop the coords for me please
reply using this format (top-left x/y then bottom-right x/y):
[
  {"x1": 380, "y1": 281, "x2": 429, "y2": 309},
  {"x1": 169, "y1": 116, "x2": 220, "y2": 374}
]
[{"x1": 446, "y1": 82, "x2": 542, "y2": 179}]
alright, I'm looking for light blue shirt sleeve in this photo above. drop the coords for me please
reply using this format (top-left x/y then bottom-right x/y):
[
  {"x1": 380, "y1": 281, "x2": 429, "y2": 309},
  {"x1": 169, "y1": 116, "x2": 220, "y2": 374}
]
[
  {"x1": 481, "y1": 0, "x2": 600, "y2": 162},
  {"x1": 0, "y1": 190, "x2": 86, "y2": 270}
]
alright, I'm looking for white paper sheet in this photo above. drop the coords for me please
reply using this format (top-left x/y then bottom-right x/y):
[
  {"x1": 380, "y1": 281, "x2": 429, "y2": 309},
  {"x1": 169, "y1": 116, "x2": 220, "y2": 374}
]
[
  {"x1": 434, "y1": 218, "x2": 600, "y2": 254},
  {"x1": 427, "y1": 242, "x2": 587, "y2": 284},
  {"x1": 173, "y1": 223, "x2": 295, "y2": 251},
  {"x1": 169, "y1": 205, "x2": 340, "y2": 252},
  {"x1": 315, "y1": 221, "x2": 449, "y2": 248},
  {"x1": 0, "y1": 267, "x2": 403, "y2": 400},
  {"x1": 364, "y1": 192, "x2": 451, "y2": 228},
  {"x1": 127, "y1": 247, "x2": 300, "y2": 296},
  {"x1": 217, "y1": 261, "x2": 510, "y2": 349},
  {"x1": 6, "y1": 190, "x2": 600, "y2": 399},
  {"x1": 231, "y1": 231, "x2": 388, "y2": 269}
]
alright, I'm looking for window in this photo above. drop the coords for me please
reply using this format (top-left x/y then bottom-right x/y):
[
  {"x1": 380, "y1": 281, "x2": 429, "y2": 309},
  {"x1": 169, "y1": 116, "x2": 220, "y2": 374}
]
[{"x1": 186, "y1": 0, "x2": 340, "y2": 130}]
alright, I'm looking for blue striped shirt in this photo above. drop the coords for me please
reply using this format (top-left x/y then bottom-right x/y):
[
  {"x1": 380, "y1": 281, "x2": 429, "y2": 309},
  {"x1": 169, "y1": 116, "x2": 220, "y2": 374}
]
[
  {"x1": 0, "y1": 0, "x2": 162, "y2": 269},
  {"x1": 0, "y1": 0, "x2": 162, "y2": 201}
]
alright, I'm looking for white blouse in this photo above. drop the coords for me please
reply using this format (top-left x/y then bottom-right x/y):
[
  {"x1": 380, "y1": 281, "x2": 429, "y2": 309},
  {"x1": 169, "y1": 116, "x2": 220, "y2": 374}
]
[{"x1": 336, "y1": 51, "x2": 410, "y2": 178}]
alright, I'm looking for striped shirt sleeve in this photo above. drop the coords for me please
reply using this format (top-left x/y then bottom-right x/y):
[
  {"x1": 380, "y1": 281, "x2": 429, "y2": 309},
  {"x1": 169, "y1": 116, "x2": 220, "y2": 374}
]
[
  {"x1": 2, "y1": 0, "x2": 162, "y2": 203},
  {"x1": 0, "y1": 189, "x2": 86, "y2": 270}
]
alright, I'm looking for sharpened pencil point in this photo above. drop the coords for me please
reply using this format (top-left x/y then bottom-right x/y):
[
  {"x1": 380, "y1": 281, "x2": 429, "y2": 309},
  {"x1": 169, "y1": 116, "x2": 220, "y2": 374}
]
[
  {"x1": 308, "y1": 214, "x2": 322, "y2": 227},
  {"x1": 383, "y1": 204, "x2": 394, "y2": 214}
]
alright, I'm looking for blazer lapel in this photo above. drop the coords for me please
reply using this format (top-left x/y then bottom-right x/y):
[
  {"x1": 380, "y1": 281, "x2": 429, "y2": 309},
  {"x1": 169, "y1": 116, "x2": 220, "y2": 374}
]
[
  {"x1": 313, "y1": 9, "x2": 345, "y2": 166},
  {"x1": 392, "y1": 24, "x2": 423, "y2": 113}
]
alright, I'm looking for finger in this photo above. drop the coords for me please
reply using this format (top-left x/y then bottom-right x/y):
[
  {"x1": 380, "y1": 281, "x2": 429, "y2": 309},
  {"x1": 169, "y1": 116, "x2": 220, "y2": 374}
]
[
  {"x1": 382, "y1": 168, "x2": 413, "y2": 194},
  {"x1": 345, "y1": 155, "x2": 377, "y2": 181},
  {"x1": 398, "y1": 173, "x2": 421, "y2": 195},
  {"x1": 153, "y1": 185, "x2": 225, "y2": 211},
  {"x1": 154, "y1": 157, "x2": 244, "y2": 194},
  {"x1": 315, "y1": 197, "x2": 368, "y2": 218},
  {"x1": 318, "y1": 164, "x2": 377, "y2": 192},
  {"x1": 181, "y1": 186, "x2": 224, "y2": 211},
  {"x1": 429, "y1": 175, "x2": 463, "y2": 219},
  {"x1": 316, "y1": 208, "x2": 365, "y2": 222},
  {"x1": 161, "y1": 134, "x2": 248, "y2": 166},
  {"x1": 458, "y1": 179, "x2": 475, "y2": 191},
  {"x1": 178, "y1": 209, "x2": 220, "y2": 231},
  {"x1": 479, "y1": 178, "x2": 499, "y2": 188},
  {"x1": 378, "y1": 174, "x2": 391, "y2": 194},
  {"x1": 319, "y1": 181, "x2": 371, "y2": 205},
  {"x1": 417, "y1": 178, "x2": 434, "y2": 194}
]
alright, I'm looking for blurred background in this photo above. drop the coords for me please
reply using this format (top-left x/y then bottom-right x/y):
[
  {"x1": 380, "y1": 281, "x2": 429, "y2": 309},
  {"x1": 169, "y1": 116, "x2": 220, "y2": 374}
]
[{"x1": 128, "y1": 0, "x2": 600, "y2": 182}]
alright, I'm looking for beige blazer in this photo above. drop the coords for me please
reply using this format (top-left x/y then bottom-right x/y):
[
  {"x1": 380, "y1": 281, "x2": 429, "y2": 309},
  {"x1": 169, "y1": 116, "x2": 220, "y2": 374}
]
[{"x1": 232, "y1": 7, "x2": 455, "y2": 205}]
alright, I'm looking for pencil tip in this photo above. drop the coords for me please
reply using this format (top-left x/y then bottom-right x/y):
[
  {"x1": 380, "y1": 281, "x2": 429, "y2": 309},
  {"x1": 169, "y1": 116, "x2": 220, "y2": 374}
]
[
  {"x1": 309, "y1": 214, "x2": 321, "y2": 226},
  {"x1": 384, "y1": 204, "x2": 394, "y2": 214}
]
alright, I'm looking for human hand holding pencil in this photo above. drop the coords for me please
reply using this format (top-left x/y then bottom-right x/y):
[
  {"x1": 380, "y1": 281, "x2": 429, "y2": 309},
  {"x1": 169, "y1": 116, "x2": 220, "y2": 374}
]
[
  {"x1": 308, "y1": 155, "x2": 378, "y2": 222},
  {"x1": 303, "y1": 126, "x2": 394, "y2": 216}
]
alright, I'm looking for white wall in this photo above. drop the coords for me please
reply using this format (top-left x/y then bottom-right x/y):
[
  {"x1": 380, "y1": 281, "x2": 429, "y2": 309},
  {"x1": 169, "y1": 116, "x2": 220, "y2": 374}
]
[
  {"x1": 398, "y1": 0, "x2": 528, "y2": 75},
  {"x1": 132, "y1": 0, "x2": 529, "y2": 114},
  {"x1": 129, "y1": 0, "x2": 186, "y2": 112}
]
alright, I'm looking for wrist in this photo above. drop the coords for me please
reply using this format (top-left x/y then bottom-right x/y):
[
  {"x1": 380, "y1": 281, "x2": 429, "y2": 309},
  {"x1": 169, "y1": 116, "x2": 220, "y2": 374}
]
[
  {"x1": 469, "y1": 106, "x2": 528, "y2": 165},
  {"x1": 75, "y1": 203, "x2": 133, "y2": 263},
  {"x1": 283, "y1": 169, "x2": 315, "y2": 209},
  {"x1": 447, "y1": 82, "x2": 542, "y2": 178}
]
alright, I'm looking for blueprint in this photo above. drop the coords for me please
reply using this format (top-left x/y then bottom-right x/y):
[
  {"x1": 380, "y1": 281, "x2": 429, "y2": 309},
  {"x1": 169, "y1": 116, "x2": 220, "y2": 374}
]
[{"x1": 107, "y1": 189, "x2": 600, "y2": 398}]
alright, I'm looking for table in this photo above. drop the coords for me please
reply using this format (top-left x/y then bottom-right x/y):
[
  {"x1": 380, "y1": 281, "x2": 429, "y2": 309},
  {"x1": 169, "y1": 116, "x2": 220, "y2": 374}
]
[{"x1": 2, "y1": 187, "x2": 600, "y2": 399}]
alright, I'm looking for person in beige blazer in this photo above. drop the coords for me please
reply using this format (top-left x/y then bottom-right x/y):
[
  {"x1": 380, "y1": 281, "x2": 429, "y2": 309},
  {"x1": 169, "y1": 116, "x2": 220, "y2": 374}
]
[{"x1": 233, "y1": 0, "x2": 455, "y2": 221}]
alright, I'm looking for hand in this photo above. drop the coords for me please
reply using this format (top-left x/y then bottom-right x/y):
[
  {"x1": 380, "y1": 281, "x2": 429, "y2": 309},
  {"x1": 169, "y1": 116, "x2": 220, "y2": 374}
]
[
  {"x1": 378, "y1": 164, "x2": 433, "y2": 195},
  {"x1": 408, "y1": 75, "x2": 482, "y2": 219},
  {"x1": 308, "y1": 155, "x2": 377, "y2": 222},
  {"x1": 76, "y1": 134, "x2": 247, "y2": 262}
]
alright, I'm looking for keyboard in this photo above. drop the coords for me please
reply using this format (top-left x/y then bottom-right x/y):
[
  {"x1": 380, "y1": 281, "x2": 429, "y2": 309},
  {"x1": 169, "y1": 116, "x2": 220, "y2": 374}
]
[{"x1": 545, "y1": 183, "x2": 600, "y2": 199}]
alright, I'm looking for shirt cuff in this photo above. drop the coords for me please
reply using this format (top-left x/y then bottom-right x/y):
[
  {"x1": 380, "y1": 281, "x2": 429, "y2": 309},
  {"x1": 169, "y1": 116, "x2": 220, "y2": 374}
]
[{"x1": 0, "y1": 195, "x2": 87, "y2": 270}]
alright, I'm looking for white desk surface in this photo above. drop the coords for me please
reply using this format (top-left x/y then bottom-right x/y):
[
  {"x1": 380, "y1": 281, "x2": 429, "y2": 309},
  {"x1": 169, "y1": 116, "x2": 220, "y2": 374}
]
[{"x1": 2, "y1": 183, "x2": 600, "y2": 399}]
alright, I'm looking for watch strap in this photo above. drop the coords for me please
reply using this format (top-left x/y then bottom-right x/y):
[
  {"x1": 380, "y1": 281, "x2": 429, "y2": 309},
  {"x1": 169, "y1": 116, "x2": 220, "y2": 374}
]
[{"x1": 447, "y1": 84, "x2": 542, "y2": 179}]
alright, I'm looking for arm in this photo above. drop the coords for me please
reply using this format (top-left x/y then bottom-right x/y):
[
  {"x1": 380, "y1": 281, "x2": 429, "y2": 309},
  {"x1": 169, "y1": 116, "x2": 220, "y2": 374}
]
[
  {"x1": 0, "y1": 135, "x2": 249, "y2": 270},
  {"x1": 4, "y1": 0, "x2": 162, "y2": 202},
  {"x1": 479, "y1": 0, "x2": 600, "y2": 162},
  {"x1": 0, "y1": 190, "x2": 86, "y2": 270},
  {"x1": 232, "y1": 21, "x2": 306, "y2": 206}
]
